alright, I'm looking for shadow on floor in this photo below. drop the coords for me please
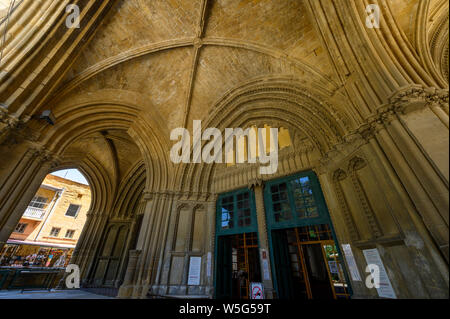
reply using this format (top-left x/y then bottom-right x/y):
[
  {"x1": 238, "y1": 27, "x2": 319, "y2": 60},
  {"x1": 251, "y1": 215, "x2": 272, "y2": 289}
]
[{"x1": 0, "y1": 289, "x2": 114, "y2": 299}]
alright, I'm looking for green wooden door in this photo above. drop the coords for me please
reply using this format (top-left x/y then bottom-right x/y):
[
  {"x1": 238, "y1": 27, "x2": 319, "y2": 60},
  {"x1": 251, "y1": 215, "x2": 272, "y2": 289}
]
[
  {"x1": 214, "y1": 188, "x2": 258, "y2": 299},
  {"x1": 264, "y1": 171, "x2": 353, "y2": 298}
]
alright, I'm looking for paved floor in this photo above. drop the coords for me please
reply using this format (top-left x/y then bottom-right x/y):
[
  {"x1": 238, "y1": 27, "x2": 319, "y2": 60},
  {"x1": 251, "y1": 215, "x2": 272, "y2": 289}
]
[{"x1": 0, "y1": 289, "x2": 114, "y2": 299}]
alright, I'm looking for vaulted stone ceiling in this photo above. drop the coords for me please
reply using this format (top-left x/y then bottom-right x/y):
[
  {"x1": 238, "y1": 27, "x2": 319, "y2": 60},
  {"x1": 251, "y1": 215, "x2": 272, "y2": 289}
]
[
  {"x1": 0, "y1": 0, "x2": 12, "y2": 19},
  {"x1": 2, "y1": 0, "x2": 446, "y2": 195},
  {"x1": 64, "y1": 130, "x2": 142, "y2": 184},
  {"x1": 53, "y1": 0, "x2": 335, "y2": 133}
]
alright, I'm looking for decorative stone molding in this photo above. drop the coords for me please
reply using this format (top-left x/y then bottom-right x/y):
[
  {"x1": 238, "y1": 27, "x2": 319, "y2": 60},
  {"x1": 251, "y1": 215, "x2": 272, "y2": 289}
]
[
  {"x1": 142, "y1": 191, "x2": 154, "y2": 201},
  {"x1": 348, "y1": 157, "x2": 367, "y2": 172},
  {"x1": 333, "y1": 169, "x2": 347, "y2": 182},
  {"x1": 388, "y1": 85, "x2": 449, "y2": 114},
  {"x1": 213, "y1": 147, "x2": 319, "y2": 194},
  {"x1": 332, "y1": 168, "x2": 360, "y2": 242},
  {"x1": 318, "y1": 132, "x2": 367, "y2": 173},
  {"x1": 427, "y1": 2, "x2": 449, "y2": 84},
  {"x1": 348, "y1": 157, "x2": 383, "y2": 239},
  {"x1": 0, "y1": 110, "x2": 23, "y2": 142},
  {"x1": 352, "y1": 85, "x2": 449, "y2": 143},
  {"x1": 248, "y1": 178, "x2": 264, "y2": 189},
  {"x1": 192, "y1": 203, "x2": 206, "y2": 211}
]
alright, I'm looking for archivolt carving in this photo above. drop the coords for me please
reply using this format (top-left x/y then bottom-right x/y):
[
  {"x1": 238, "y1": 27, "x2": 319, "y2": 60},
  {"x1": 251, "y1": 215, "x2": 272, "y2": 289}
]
[
  {"x1": 427, "y1": 0, "x2": 449, "y2": 85},
  {"x1": 415, "y1": 0, "x2": 449, "y2": 88},
  {"x1": 175, "y1": 77, "x2": 354, "y2": 197}
]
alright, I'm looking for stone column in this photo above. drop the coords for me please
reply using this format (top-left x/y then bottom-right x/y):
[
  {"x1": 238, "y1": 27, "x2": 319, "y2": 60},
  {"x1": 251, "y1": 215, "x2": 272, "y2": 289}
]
[
  {"x1": 118, "y1": 250, "x2": 142, "y2": 298},
  {"x1": 146, "y1": 193, "x2": 174, "y2": 297},
  {"x1": 375, "y1": 110, "x2": 449, "y2": 261},
  {"x1": 205, "y1": 198, "x2": 216, "y2": 298},
  {"x1": 0, "y1": 146, "x2": 60, "y2": 251},
  {"x1": 69, "y1": 207, "x2": 109, "y2": 285},
  {"x1": 250, "y1": 179, "x2": 275, "y2": 299},
  {"x1": 131, "y1": 191, "x2": 155, "y2": 297}
]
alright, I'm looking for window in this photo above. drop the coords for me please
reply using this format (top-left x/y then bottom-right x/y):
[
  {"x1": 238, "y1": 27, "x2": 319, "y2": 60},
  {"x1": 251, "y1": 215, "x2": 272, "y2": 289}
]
[
  {"x1": 221, "y1": 195, "x2": 234, "y2": 230},
  {"x1": 266, "y1": 173, "x2": 324, "y2": 227},
  {"x1": 49, "y1": 227, "x2": 61, "y2": 237},
  {"x1": 270, "y1": 183, "x2": 292, "y2": 222},
  {"x1": 217, "y1": 189, "x2": 256, "y2": 235},
  {"x1": 290, "y1": 176, "x2": 318, "y2": 219},
  {"x1": 220, "y1": 193, "x2": 253, "y2": 230},
  {"x1": 236, "y1": 192, "x2": 251, "y2": 227},
  {"x1": 29, "y1": 196, "x2": 48, "y2": 209},
  {"x1": 14, "y1": 223, "x2": 27, "y2": 233},
  {"x1": 65, "y1": 229, "x2": 75, "y2": 239},
  {"x1": 65, "y1": 204, "x2": 81, "y2": 217}
]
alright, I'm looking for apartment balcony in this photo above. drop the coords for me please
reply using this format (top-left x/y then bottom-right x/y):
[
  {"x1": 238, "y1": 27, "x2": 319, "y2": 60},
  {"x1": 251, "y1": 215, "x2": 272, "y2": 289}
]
[{"x1": 22, "y1": 207, "x2": 46, "y2": 220}]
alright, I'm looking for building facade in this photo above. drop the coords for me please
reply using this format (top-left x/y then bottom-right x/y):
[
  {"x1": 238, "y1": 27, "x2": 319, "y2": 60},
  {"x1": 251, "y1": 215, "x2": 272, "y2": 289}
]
[
  {"x1": 1, "y1": 174, "x2": 90, "y2": 268},
  {"x1": 0, "y1": 0, "x2": 448, "y2": 299}
]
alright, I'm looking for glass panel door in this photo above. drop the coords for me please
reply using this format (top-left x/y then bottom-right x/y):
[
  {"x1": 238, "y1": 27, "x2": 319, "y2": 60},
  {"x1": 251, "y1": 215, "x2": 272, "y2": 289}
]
[
  {"x1": 264, "y1": 171, "x2": 352, "y2": 299},
  {"x1": 277, "y1": 225, "x2": 350, "y2": 299},
  {"x1": 231, "y1": 233, "x2": 260, "y2": 299},
  {"x1": 215, "y1": 188, "x2": 260, "y2": 299}
]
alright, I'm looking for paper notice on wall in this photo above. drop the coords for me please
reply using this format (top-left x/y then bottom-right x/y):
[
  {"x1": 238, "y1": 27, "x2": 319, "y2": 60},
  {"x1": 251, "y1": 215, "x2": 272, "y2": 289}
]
[
  {"x1": 341, "y1": 244, "x2": 362, "y2": 281},
  {"x1": 363, "y1": 248, "x2": 397, "y2": 299},
  {"x1": 260, "y1": 249, "x2": 270, "y2": 281},
  {"x1": 206, "y1": 252, "x2": 212, "y2": 278},
  {"x1": 188, "y1": 256, "x2": 202, "y2": 286},
  {"x1": 262, "y1": 260, "x2": 270, "y2": 281},
  {"x1": 328, "y1": 261, "x2": 339, "y2": 274}
]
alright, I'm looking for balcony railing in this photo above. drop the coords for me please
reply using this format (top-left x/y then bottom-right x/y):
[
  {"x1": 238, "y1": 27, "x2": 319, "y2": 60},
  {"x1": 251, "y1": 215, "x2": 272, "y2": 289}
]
[{"x1": 23, "y1": 207, "x2": 46, "y2": 220}]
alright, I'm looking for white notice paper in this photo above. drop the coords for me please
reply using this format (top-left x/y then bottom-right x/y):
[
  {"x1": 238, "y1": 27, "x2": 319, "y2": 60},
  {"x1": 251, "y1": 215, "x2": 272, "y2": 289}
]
[
  {"x1": 363, "y1": 248, "x2": 397, "y2": 299},
  {"x1": 188, "y1": 256, "x2": 202, "y2": 286},
  {"x1": 262, "y1": 260, "x2": 270, "y2": 281},
  {"x1": 260, "y1": 249, "x2": 270, "y2": 281},
  {"x1": 341, "y1": 244, "x2": 362, "y2": 281}
]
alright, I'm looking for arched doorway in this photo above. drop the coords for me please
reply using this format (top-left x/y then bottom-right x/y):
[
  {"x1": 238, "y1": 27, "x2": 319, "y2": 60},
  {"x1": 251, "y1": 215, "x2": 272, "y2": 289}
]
[{"x1": 0, "y1": 169, "x2": 91, "y2": 269}]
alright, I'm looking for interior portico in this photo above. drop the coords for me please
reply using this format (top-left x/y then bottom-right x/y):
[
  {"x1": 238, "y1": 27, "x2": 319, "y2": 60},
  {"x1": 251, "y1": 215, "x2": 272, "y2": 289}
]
[{"x1": 0, "y1": 0, "x2": 448, "y2": 299}]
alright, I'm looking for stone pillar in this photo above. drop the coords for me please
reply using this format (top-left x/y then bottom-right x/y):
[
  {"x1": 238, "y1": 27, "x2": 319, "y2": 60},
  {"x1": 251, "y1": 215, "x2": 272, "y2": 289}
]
[
  {"x1": 156, "y1": 200, "x2": 181, "y2": 296},
  {"x1": 250, "y1": 179, "x2": 275, "y2": 299},
  {"x1": 205, "y1": 198, "x2": 216, "y2": 298},
  {"x1": 180, "y1": 205, "x2": 195, "y2": 295},
  {"x1": 118, "y1": 250, "x2": 142, "y2": 298},
  {"x1": 147, "y1": 193, "x2": 175, "y2": 297},
  {"x1": 131, "y1": 191, "x2": 174, "y2": 298},
  {"x1": 131, "y1": 191, "x2": 156, "y2": 297},
  {"x1": 374, "y1": 108, "x2": 449, "y2": 261},
  {"x1": 72, "y1": 212, "x2": 109, "y2": 284},
  {"x1": 0, "y1": 145, "x2": 60, "y2": 251}
]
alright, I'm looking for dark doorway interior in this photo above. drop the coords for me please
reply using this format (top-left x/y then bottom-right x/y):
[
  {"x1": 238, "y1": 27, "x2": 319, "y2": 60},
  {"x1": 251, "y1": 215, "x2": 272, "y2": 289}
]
[
  {"x1": 272, "y1": 225, "x2": 350, "y2": 299},
  {"x1": 216, "y1": 232, "x2": 261, "y2": 299}
]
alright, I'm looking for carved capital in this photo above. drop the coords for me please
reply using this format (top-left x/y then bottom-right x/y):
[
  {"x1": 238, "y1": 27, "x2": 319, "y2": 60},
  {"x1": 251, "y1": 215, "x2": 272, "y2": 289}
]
[
  {"x1": 333, "y1": 169, "x2": 347, "y2": 181},
  {"x1": 348, "y1": 156, "x2": 367, "y2": 172},
  {"x1": 142, "y1": 190, "x2": 154, "y2": 201},
  {"x1": 248, "y1": 178, "x2": 264, "y2": 189}
]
